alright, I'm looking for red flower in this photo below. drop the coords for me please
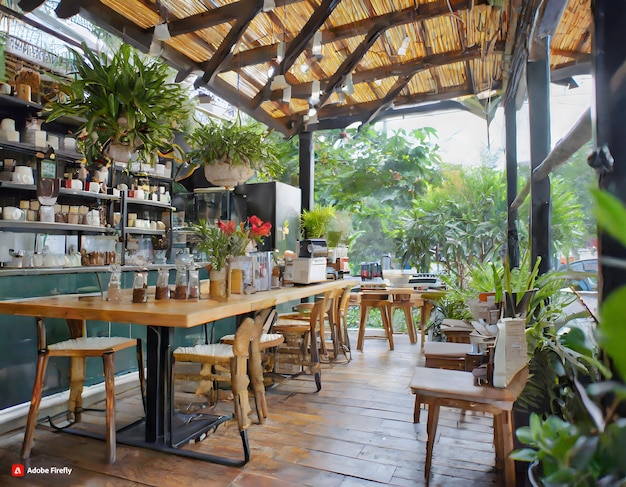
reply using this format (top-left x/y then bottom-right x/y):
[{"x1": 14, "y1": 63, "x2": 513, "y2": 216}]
[
  {"x1": 249, "y1": 221, "x2": 272, "y2": 239},
  {"x1": 217, "y1": 220, "x2": 236, "y2": 235}
]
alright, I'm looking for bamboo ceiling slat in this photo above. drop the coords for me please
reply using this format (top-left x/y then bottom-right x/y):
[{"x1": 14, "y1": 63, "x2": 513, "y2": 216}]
[{"x1": 44, "y1": 0, "x2": 589, "y2": 134}]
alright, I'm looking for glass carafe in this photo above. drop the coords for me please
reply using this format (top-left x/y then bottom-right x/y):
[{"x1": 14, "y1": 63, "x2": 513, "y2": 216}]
[
  {"x1": 173, "y1": 265, "x2": 188, "y2": 299},
  {"x1": 132, "y1": 270, "x2": 148, "y2": 303},
  {"x1": 107, "y1": 265, "x2": 122, "y2": 302},
  {"x1": 155, "y1": 267, "x2": 170, "y2": 300}
]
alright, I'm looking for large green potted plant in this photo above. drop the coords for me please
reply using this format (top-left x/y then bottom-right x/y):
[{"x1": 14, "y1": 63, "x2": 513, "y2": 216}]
[
  {"x1": 300, "y1": 204, "x2": 336, "y2": 240},
  {"x1": 185, "y1": 117, "x2": 280, "y2": 187},
  {"x1": 45, "y1": 42, "x2": 192, "y2": 167}
]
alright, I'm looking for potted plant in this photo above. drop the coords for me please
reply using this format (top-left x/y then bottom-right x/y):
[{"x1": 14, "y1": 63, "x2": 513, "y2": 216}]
[
  {"x1": 300, "y1": 204, "x2": 336, "y2": 240},
  {"x1": 45, "y1": 42, "x2": 192, "y2": 167},
  {"x1": 185, "y1": 117, "x2": 280, "y2": 187},
  {"x1": 190, "y1": 216, "x2": 271, "y2": 299}
]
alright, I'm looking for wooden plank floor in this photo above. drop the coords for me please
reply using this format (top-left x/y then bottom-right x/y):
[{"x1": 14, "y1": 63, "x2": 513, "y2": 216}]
[{"x1": 0, "y1": 332, "x2": 503, "y2": 486}]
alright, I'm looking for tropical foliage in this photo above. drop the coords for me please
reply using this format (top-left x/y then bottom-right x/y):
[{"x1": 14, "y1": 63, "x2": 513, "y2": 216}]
[
  {"x1": 46, "y1": 42, "x2": 192, "y2": 166},
  {"x1": 511, "y1": 189, "x2": 626, "y2": 486}
]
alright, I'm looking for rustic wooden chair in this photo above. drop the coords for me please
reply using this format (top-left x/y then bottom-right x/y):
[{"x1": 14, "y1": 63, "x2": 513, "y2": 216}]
[
  {"x1": 333, "y1": 283, "x2": 358, "y2": 362},
  {"x1": 22, "y1": 318, "x2": 145, "y2": 464},
  {"x1": 171, "y1": 310, "x2": 271, "y2": 463},
  {"x1": 273, "y1": 292, "x2": 329, "y2": 391},
  {"x1": 219, "y1": 309, "x2": 284, "y2": 376}
]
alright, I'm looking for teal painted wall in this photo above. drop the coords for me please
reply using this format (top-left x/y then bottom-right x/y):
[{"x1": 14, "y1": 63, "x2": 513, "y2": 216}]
[{"x1": 0, "y1": 268, "x2": 236, "y2": 411}]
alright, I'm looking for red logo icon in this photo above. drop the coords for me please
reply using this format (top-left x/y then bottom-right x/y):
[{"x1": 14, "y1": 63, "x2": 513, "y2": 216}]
[{"x1": 12, "y1": 464, "x2": 25, "y2": 477}]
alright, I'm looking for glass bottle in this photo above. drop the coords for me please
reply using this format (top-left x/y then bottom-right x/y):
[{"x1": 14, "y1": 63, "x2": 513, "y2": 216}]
[
  {"x1": 132, "y1": 270, "x2": 148, "y2": 303},
  {"x1": 155, "y1": 267, "x2": 170, "y2": 300},
  {"x1": 107, "y1": 265, "x2": 122, "y2": 302},
  {"x1": 173, "y1": 265, "x2": 188, "y2": 299},
  {"x1": 187, "y1": 268, "x2": 199, "y2": 300}
]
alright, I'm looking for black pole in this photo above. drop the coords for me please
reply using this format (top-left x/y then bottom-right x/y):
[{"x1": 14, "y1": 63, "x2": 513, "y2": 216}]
[
  {"x1": 527, "y1": 37, "x2": 552, "y2": 275},
  {"x1": 592, "y1": 0, "x2": 626, "y2": 302},
  {"x1": 298, "y1": 131, "x2": 314, "y2": 212},
  {"x1": 505, "y1": 101, "x2": 520, "y2": 269}
]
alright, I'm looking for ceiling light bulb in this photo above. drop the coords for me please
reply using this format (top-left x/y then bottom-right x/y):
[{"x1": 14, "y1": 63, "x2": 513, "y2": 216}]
[
  {"x1": 262, "y1": 0, "x2": 275, "y2": 11},
  {"x1": 277, "y1": 42, "x2": 285, "y2": 62},
  {"x1": 374, "y1": 79, "x2": 382, "y2": 86},
  {"x1": 300, "y1": 63, "x2": 310, "y2": 74},
  {"x1": 398, "y1": 36, "x2": 410, "y2": 56},
  {"x1": 270, "y1": 74, "x2": 289, "y2": 90},
  {"x1": 154, "y1": 22, "x2": 171, "y2": 41},
  {"x1": 342, "y1": 73, "x2": 354, "y2": 95},
  {"x1": 309, "y1": 79, "x2": 320, "y2": 105},
  {"x1": 312, "y1": 31, "x2": 322, "y2": 57},
  {"x1": 282, "y1": 85, "x2": 292, "y2": 103},
  {"x1": 308, "y1": 106, "x2": 317, "y2": 117},
  {"x1": 267, "y1": 64, "x2": 276, "y2": 78}
]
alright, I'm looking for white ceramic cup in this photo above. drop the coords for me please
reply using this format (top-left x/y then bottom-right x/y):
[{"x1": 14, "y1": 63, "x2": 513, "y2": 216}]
[
  {"x1": 13, "y1": 166, "x2": 34, "y2": 185},
  {"x1": 1, "y1": 118, "x2": 15, "y2": 130},
  {"x1": 3, "y1": 206, "x2": 24, "y2": 221}
]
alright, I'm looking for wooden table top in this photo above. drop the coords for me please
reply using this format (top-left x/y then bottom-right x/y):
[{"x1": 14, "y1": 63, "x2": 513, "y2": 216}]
[
  {"x1": 410, "y1": 367, "x2": 528, "y2": 411},
  {"x1": 0, "y1": 279, "x2": 348, "y2": 328}
]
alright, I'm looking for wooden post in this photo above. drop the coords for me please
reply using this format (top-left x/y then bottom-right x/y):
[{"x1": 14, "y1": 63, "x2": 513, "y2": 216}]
[
  {"x1": 592, "y1": 0, "x2": 626, "y2": 301},
  {"x1": 298, "y1": 131, "x2": 314, "y2": 212},
  {"x1": 505, "y1": 101, "x2": 520, "y2": 269},
  {"x1": 527, "y1": 37, "x2": 552, "y2": 274}
]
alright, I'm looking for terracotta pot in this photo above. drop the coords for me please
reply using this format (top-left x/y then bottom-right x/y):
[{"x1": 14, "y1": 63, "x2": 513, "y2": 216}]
[{"x1": 203, "y1": 159, "x2": 254, "y2": 187}]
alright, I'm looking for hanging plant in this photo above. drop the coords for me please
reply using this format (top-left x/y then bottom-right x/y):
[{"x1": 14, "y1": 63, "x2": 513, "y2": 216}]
[
  {"x1": 184, "y1": 117, "x2": 280, "y2": 186},
  {"x1": 45, "y1": 42, "x2": 193, "y2": 168}
]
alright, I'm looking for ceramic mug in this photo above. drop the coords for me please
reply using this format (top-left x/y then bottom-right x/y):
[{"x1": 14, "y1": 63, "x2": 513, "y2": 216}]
[
  {"x1": 3, "y1": 206, "x2": 24, "y2": 221},
  {"x1": 13, "y1": 166, "x2": 34, "y2": 185}
]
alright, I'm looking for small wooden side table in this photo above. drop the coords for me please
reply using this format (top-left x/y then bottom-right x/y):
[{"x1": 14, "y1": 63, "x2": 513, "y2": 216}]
[{"x1": 410, "y1": 366, "x2": 528, "y2": 486}]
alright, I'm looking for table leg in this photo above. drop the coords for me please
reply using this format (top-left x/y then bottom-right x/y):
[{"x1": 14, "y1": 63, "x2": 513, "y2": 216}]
[
  {"x1": 357, "y1": 305, "x2": 369, "y2": 351},
  {"x1": 425, "y1": 399, "x2": 440, "y2": 481},
  {"x1": 494, "y1": 410, "x2": 516, "y2": 487},
  {"x1": 403, "y1": 305, "x2": 417, "y2": 344},
  {"x1": 381, "y1": 304, "x2": 394, "y2": 350}
]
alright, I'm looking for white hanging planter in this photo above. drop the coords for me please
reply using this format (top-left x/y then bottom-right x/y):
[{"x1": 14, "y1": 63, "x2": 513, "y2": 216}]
[
  {"x1": 104, "y1": 141, "x2": 134, "y2": 164},
  {"x1": 203, "y1": 159, "x2": 255, "y2": 187}
]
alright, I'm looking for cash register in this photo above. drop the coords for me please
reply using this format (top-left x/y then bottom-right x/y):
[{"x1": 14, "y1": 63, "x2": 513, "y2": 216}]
[{"x1": 293, "y1": 239, "x2": 328, "y2": 284}]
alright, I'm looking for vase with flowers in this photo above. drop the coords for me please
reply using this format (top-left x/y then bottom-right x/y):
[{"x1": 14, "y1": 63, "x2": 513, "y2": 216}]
[{"x1": 191, "y1": 216, "x2": 271, "y2": 299}]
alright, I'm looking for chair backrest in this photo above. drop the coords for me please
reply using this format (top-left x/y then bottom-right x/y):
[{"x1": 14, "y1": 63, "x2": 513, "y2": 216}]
[
  {"x1": 232, "y1": 317, "x2": 256, "y2": 357},
  {"x1": 255, "y1": 308, "x2": 276, "y2": 342}
]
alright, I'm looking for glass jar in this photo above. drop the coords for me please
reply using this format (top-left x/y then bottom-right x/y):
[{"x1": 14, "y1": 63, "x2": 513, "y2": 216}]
[
  {"x1": 175, "y1": 248, "x2": 193, "y2": 267},
  {"x1": 107, "y1": 265, "x2": 122, "y2": 302},
  {"x1": 155, "y1": 267, "x2": 170, "y2": 300},
  {"x1": 173, "y1": 266, "x2": 188, "y2": 299},
  {"x1": 188, "y1": 268, "x2": 199, "y2": 300},
  {"x1": 132, "y1": 270, "x2": 148, "y2": 303}
]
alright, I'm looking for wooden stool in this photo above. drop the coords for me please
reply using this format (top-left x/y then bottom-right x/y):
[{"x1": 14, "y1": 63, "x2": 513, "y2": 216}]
[
  {"x1": 22, "y1": 318, "x2": 143, "y2": 464},
  {"x1": 357, "y1": 292, "x2": 394, "y2": 351},
  {"x1": 390, "y1": 293, "x2": 420, "y2": 344},
  {"x1": 414, "y1": 341, "x2": 474, "y2": 423}
]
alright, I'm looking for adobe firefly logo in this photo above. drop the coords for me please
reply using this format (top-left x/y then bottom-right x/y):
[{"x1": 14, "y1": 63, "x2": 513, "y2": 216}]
[{"x1": 12, "y1": 464, "x2": 25, "y2": 477}]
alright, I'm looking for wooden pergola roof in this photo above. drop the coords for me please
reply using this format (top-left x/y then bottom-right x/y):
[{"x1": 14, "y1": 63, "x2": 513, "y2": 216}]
[{"x1": 20, "y1": 0, "x2": 592, "y2": 137}]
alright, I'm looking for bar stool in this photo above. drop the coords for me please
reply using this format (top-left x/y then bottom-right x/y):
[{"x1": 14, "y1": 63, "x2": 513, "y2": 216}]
[
  {"x1": 274, "y1": 293, "x2": 329, "y2": 391},
  {"x1": 22, "y1": 318, "x2": 144, "y2": 464},
  {"x1": 390, "y1": 292, "x2": 420, "y2": 344},
  {"x1": 356, "y1": 291, "x2": 394, "y2": 351}
]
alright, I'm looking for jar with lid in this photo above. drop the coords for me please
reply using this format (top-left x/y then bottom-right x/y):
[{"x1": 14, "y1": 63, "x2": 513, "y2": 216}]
[
  {"x1": 132, "y1": 270, "x2": 148, "y2": 303},
  {"x1": 173, "y1": 265, "x2": 188, "y2": 299},
  {"x1": 175, "y1": 248, "x2": 193, "y2": 267},
  {"x1": 187, "y1": 268, "x2": 199, "y2": 300},
  {"x1": 155, "y1": 267, "x2": 170, "y2": 300},
  {"x1": 107, "y1": 265, "x2": 123, "y2": 302}
]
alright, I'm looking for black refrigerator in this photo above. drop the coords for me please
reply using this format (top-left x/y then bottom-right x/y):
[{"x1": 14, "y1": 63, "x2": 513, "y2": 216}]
[{"x1": 237, "y1": 182, "x2": 301, "y2": 253}]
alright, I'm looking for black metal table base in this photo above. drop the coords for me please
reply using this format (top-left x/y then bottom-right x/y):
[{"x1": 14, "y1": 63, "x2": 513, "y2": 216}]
[{"x1": 48, "y1": 415, "x2": 250, "y2": 467}]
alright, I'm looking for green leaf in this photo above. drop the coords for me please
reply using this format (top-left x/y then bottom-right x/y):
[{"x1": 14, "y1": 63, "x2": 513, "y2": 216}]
[
  {"x1": 592, "y1": 189, "x2": 626, "y2": 247},
  {"x1": 509, "y1": 448, "x2": 538, "y2": 462},
  {"x1": 598, "y1": 287, "x2": 626, "y2": 380}
]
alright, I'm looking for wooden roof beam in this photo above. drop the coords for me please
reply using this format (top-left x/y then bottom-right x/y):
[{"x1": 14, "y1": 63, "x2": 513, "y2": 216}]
[
  {"x1": 228, "y1": 0, "x2": 488, "y2": 70},
  {"x1": 268, "y1": 44, "x2": 491, "y2": 101},
  {"x1": 250, "y1": 0, "x2": 342, "y2": 109},
  {"x1": 195, "y1": 0, "x2": 264, "y2": 86}
]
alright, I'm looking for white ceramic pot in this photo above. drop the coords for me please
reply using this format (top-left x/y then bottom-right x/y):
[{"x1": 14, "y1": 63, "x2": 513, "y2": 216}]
[{"x1": 204, "y1": 160, "x2": 255, "y2": 187}]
